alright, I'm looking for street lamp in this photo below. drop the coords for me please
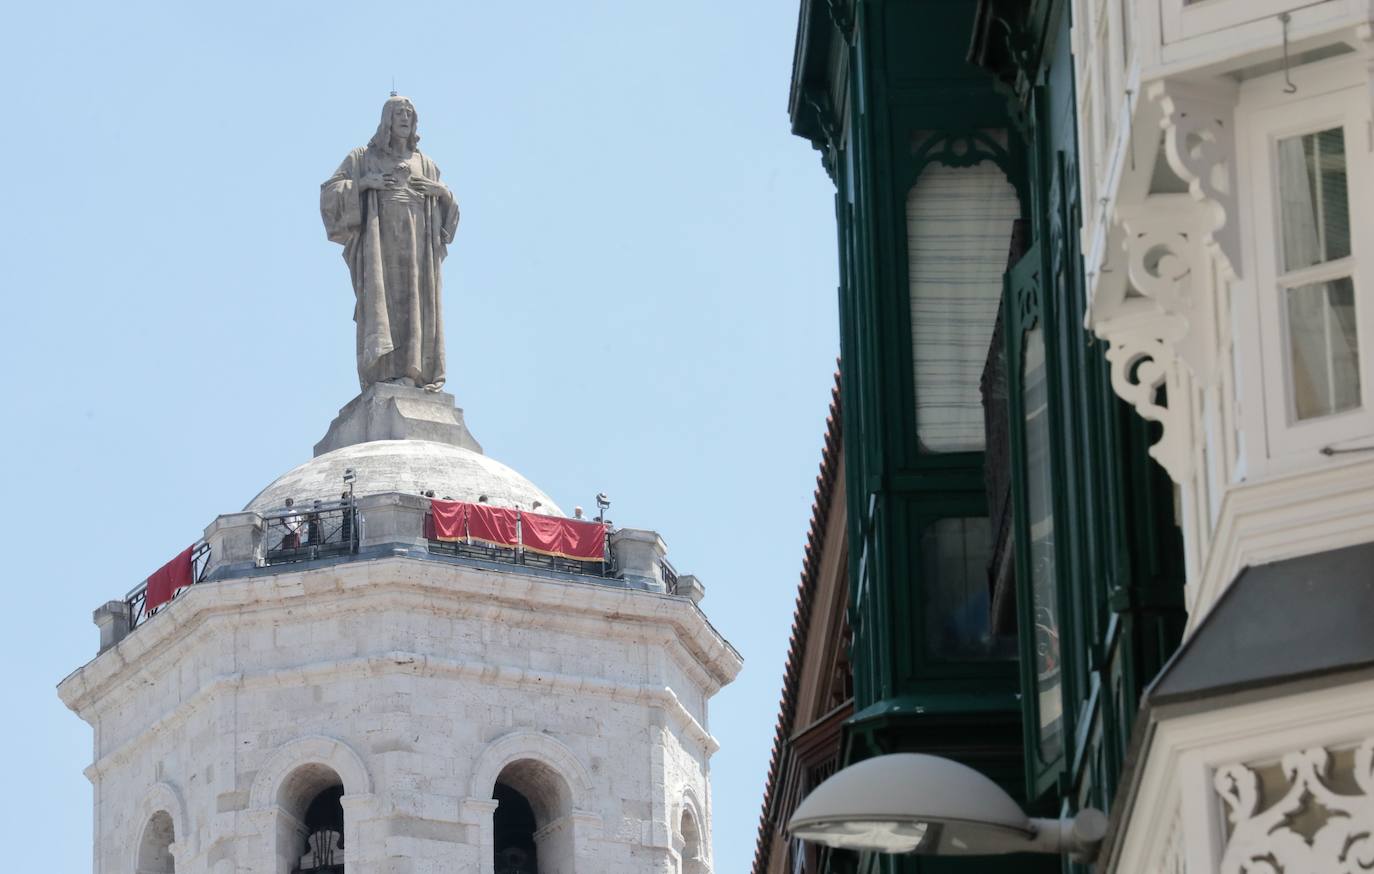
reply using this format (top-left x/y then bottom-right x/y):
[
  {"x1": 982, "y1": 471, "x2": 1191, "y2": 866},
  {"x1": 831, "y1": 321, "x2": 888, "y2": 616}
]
[{"x1": 788, "y1": 753, "x2": 1107, "y2": 862}]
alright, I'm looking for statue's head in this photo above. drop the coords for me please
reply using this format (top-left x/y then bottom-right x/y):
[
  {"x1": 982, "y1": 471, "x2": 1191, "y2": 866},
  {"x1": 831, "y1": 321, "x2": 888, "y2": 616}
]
[{"x1": 370, "y1": 95, "x2": 420, "y2": 153}]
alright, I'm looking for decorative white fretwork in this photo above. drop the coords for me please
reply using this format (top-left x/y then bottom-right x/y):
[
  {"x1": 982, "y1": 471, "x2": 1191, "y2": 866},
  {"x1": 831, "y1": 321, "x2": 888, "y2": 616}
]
[
  {"x1": 1215, "y1": 739, "x2": 1374, "y2": 874},
  {"x1": 1100, "y1": 314, "x2": 1195, "y2": 482},
  {"x1": 1149, "y1": 81, "x2": 1240, "y2": 278},
  {"x1": 1093, "y1": 201, "x2": 1213, "y2": 483},
  {"x1": 1084, "y1": 79, "x2": 1239, "y2": 491}
]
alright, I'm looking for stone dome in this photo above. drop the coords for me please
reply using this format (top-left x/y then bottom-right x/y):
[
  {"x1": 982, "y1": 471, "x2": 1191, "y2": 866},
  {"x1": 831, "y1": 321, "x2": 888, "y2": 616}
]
[{"x1": 245, "y1": 440, "x2": 563, "y2": 516}]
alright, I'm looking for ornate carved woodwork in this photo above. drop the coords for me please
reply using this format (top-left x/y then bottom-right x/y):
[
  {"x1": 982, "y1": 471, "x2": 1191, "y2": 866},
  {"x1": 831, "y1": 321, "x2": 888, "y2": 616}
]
[
  {"x1": 1151, "y1": 82, "x2": 1241, "y2": 276},
  {"x1": 1216, "y1": 739, "x2": 1374, "y2": 873},
  {"x1": 1087, "y1": 82, "x2": 1239, "y2": 487}
]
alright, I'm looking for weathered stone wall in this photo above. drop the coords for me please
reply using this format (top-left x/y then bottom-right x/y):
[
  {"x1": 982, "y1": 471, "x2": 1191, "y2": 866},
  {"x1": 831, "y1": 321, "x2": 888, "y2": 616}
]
[{"x1": 63, "y1": 556, "x2": 739, "y2": 874}]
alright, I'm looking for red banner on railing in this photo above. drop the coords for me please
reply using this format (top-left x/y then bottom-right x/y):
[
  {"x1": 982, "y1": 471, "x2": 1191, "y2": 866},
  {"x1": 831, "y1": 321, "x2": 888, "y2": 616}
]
[
  {"x1": 429, "y1": 499, "x2": 466, "y2": 541},
  {"x1": 521, "y1": 513, "x2": 608, "y2": 561},
  {"x1": 146, "y1": 545, "x2": 195, "y2": 612},
  {"x1": 426, "y1": 500, "x2": 605, "y2": 561},
  {"x1": 466, "y1": 503, "x2": 521, "y2": 549}
]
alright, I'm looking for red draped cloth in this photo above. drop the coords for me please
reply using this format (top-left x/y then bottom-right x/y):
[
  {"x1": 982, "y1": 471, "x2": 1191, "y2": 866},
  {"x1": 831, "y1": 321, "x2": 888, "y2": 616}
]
[
  {"x1": 429, "y1": 499, "x2": 466, "y2": 541},
  {"x1": 466, "y1": 503, "x2": 521, "y2": 548},
  {"x1": 145, "y1": 545, "x2": 195, "y2": 612},
  {"x1": 521, "y1": 513, "x2": 608, "y2": 560},
  {"x1": 425, "y1": 501, "x2": 602, "y2": 559}
]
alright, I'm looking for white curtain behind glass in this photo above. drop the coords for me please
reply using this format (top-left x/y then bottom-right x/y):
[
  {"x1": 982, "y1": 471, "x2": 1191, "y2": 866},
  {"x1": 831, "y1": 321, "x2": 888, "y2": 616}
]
[
  {"x1": 1277, "y1": 131, "x2": 1360, "y2": 420},
  {"x1": 907, "y1": 159, "x2": 1021, "y2": 452},
  {"x1": 1277, "y1": 137, "x2": 1320, "y2": 270}
]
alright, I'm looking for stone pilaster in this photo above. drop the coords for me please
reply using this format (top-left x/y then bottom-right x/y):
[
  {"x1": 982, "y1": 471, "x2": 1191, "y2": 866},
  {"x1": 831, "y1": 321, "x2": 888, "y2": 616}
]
[
  {"x1": 356, "y1": 492, "x2": 430, "y2": 553},
  {"x1": 202, "y1": 511, "x2": 265, "y2": 579},
  {"x1": 92, "y1": 600, "x2": 131, "y2": 653},
  {"x1": 610, "y1": 528, "x2": 669, "y2": 592}
]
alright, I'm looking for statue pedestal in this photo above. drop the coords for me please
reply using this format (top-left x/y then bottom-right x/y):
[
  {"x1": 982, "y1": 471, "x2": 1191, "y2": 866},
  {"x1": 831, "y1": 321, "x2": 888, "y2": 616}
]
[{"x1": 314, "y1": 383, "x2": 483, "y2": 457}]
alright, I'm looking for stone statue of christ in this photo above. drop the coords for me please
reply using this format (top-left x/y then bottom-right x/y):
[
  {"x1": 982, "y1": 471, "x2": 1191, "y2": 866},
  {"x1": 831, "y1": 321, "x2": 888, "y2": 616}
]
[{"x1": 321, "y1": 96, "x2": 459, "y2": 391}]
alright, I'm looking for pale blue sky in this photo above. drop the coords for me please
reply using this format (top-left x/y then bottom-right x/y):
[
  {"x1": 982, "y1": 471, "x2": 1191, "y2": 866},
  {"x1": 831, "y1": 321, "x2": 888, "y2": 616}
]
[{"x1": 0, "y1": 2, "x2": 838, "y2": 869}]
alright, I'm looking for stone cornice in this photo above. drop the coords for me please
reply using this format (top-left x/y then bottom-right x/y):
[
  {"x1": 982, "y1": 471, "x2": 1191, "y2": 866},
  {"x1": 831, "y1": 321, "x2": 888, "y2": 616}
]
[
  {"x1": 58, "y1": 555, "x2": 741, "y2": 717},
  {"x1": 81, "y1": 650, "x2": 721, "y2": 787}
]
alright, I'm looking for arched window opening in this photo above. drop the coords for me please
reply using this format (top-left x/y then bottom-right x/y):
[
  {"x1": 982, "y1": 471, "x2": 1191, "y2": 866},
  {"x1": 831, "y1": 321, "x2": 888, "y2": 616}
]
[
  {"x1": 278, "y1": 764, "x2": 346, "y2": 874},
  {"x1": 679, "y1": 806, "x2": 706, "y2": 874},
  {"x1": 491, "y1": 759, "x2": 575, "y2": 874},
  {"x1": 136, "y1": 810, "x2": 175, "y2": 874},
  {"x1": 494, "y1": 782, "x2": 539, "y2": 874}
]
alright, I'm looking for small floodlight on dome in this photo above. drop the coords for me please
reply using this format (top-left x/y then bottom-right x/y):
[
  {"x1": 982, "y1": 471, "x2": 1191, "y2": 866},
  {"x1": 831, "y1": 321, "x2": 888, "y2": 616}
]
[{"x1": 788, "y1": 753, "x2": 1106, "y2": 862}]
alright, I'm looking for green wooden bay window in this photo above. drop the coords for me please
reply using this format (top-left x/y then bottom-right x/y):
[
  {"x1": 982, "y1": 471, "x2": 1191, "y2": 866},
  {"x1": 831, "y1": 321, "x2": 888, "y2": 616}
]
[
  {"x1": 900, "y1": 130, "x2": 1027, "y2": 675},
  {"x1": 826, "y1": 1, "x2": 1039, "y2": 732},
  {"x1": 779, "y1": 1, "x2": 1194, "y2": 869}
]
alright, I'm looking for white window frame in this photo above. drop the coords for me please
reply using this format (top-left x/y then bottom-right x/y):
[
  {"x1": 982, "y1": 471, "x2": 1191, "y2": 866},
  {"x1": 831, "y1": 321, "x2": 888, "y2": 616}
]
[{"x1": 1242, "y1": 79, "x2": 1374, "y2": 464}]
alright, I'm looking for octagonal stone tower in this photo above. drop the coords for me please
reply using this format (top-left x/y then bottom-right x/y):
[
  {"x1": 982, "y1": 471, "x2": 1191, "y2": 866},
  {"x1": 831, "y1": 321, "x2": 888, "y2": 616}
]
[{"x1": 59, "y1": 387, "x2": 739, "y2": 874}]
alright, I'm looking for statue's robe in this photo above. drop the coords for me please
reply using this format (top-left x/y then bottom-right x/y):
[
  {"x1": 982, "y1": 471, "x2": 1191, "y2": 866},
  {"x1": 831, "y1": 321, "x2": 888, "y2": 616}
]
[{"x1": 321, "y1": 147, "x2": 459, "y2": 390}]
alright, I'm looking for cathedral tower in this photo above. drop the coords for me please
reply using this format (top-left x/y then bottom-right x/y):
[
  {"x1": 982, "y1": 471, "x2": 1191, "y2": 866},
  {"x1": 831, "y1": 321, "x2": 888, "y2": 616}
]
[{"x1": 59, "y1": 97, "x2": 739, "y2": 874}]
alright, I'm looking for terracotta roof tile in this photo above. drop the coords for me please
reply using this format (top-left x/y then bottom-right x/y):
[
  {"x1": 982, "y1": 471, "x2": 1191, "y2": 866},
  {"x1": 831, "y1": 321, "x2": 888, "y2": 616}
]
[{"x1": 751, "y1": 366, "x2": 843, "y2": 874}]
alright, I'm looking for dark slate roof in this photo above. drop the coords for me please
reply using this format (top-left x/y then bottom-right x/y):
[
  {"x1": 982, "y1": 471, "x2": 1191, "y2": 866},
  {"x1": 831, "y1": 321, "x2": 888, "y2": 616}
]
[
  {"x1": 1151, "y1": 539, "x2": 1374, "y2": 706},
  {"x1": 751, "y1": 368, "x2": 843, "y2": 874},
  {"x1": 1095, "y1": 538, "x2": 1374, "y2": 873}
]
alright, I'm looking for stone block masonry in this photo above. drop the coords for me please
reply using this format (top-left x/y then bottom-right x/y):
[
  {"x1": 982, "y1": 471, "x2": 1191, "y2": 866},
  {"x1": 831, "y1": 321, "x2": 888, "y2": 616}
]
[{"x1": 60, "y1": 554, "x2": 739, "y2": 874}]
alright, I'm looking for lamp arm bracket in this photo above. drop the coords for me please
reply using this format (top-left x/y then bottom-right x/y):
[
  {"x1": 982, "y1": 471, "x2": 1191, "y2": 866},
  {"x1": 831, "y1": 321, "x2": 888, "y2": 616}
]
[{"x1": 1028, "y1": 809, "x2": 1108, "y2": 863}]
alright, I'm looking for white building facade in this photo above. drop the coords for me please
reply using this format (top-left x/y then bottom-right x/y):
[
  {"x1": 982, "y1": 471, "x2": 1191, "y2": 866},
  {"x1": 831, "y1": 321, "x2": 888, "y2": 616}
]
[
  {"x1": 1074, "y1": 1, "x2": 1374, "y2": 870},
  {"x1": 60, "y1": 393, "x2": 739, "y2": 874}
]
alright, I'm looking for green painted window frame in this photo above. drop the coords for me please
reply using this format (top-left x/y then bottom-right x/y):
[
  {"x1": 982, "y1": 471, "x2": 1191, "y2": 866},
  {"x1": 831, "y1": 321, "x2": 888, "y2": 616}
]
[
  {"x1": 885, "y1": 130, "x2": 1031, "y2": 684},
  {"x1": 1004, "y1": 238, "x2": 1069, "y2": 797}
]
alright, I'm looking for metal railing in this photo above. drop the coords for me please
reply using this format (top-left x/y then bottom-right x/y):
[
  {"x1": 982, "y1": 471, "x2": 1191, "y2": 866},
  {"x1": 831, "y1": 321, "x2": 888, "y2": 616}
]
[
  {"x1": 293, "y1": 828, "x2": 344, "y2": 873},
  {"x1": 126, "y1": 541, "x2": 212, "y2": 630},
  {"x1": 660, "y1": 558, "x2": 680, "y2": 595},
  {"x1": 424, "y1": 512, "x2": 612, "y2": 578},
  {"x1": 118, "y1": 500, "x2": 664, "y2": 640},
  {"x1": 263, "y1": 499, "x2": 358, "y2": 566}
]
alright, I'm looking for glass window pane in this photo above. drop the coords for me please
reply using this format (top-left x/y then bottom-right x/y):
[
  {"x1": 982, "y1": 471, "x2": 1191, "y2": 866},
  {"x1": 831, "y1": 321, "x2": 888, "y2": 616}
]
[
  {"x1": 1287, "y1": 276, "x2": 1361, "y2": 420},
  {"x1": 1022, "y1": 325, "x2": 1062, "y2": 762},
  {"x1": 907, "y1": 153, "x2": 1021, "y2": 452},
  {"x1": 921, "y1": 517, "x2": 1013, "y2": 660},
  {"x1": 1278, "y1": 127, "x2": 1350, "y2": 273}
]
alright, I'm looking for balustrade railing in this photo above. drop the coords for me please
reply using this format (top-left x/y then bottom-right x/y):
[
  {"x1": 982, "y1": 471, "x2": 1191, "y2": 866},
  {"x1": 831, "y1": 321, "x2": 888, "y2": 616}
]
[
  {"x1": 125, "y1": 541, "x2": 211, "y2": 630},
  {"x1": 660, "y1": 558, "x2": 680, "y2": 595},
  {"x1": 263, "y1": 499, "x2": 358, "y2": 566},
  {"x1": 117, "y1": 496, "x2": 663, "y2": 641}
]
